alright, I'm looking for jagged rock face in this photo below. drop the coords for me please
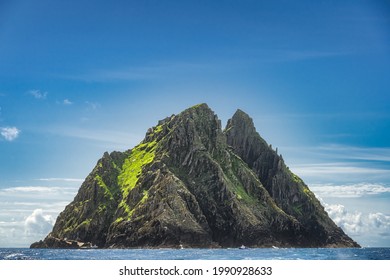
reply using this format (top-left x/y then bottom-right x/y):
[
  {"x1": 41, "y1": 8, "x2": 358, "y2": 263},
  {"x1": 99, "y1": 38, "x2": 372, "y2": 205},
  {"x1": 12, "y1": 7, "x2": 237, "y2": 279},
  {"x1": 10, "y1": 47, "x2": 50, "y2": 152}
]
[
  {"x1": 50, "y1": 151, "x2": 126, "y2": 247},
  {"x1": 31, "y1": 103, "x2": 359, "y2": 248},
  {"x1": 225, "y1": 110, "x2": 358, "y2": 247}
]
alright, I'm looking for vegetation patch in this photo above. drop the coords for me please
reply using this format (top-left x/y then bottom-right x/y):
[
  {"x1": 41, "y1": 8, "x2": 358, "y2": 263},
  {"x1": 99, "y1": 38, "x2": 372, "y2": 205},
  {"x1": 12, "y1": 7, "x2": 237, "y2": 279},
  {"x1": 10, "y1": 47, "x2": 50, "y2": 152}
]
[
  {"x1": 293, "y1": 204, "x2": 303, "y2": 216},
  {"x1": 77, "y1": 218, "x2": 92, "y2": 228},
  {"x1": 223, "y1": 152, "x2": 258, "y2": 205},
  {"x1": 140, "y1": 190, "x2": 149, "y2": 204},
  {"x1": 95, "y1": 174, "x2": 114, "y2": 200},
  {"x1": 153, "y1": 124, "x2": 163, "y2": 135},
  {"x1": 117, "y1": 140, "x2": 157, "y2": 218}
]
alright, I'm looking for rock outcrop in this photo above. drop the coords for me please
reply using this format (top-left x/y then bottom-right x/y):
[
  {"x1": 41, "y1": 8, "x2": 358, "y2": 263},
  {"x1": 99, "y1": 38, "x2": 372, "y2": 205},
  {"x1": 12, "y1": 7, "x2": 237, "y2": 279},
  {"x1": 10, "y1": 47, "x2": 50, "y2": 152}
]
[{"x1": 31, "y1": 103, "x2": 359, "y2": 248}]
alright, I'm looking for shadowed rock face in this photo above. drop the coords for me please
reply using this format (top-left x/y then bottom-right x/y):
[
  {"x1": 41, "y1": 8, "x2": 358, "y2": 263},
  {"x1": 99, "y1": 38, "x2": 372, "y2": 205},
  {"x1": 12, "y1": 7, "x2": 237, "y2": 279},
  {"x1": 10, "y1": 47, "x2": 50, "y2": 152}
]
[
  {"x1": 225, "y1": 110, "x2": 359, "y2": 247},
  {"x1": 31, "y1": 104, "x2": 359, "y2": 249}
]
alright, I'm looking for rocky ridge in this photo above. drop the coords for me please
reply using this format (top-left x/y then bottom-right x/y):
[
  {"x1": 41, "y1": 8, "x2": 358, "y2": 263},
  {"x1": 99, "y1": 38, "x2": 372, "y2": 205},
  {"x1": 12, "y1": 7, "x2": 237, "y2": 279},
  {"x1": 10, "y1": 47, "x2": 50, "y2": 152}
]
[{"x1": 31, "y1": 104, "x2": 359, "y2": 248}]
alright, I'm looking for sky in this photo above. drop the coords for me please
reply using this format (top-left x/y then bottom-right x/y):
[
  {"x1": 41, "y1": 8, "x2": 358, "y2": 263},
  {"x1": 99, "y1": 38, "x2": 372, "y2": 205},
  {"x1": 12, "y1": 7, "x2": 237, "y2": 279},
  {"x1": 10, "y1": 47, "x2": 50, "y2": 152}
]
[{"x1": 0, "y1": 0, "x2": 389, "y2": 248}]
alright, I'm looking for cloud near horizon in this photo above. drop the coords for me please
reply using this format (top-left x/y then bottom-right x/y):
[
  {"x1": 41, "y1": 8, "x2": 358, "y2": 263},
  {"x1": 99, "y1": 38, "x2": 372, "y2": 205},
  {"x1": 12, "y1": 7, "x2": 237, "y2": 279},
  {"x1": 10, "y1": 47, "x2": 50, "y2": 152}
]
[
  {"x1": 24, "y1": 209, "x2": 54, "y2": 237},
  {"x1": 324, "y1": 203, "x2": 390, "y2": 239},
  {"x1": 0, "y1": 181, "x2": 389, "y2": 247},
  {"x1": 312, "y1": 187, "x2": 390, "y2": 246},
  {"x1": 0, "y1": 184, "x2": 78, "y2": 247},
  {"x1": 310, "y1": 183, "x2": 390, "y2": 198}
]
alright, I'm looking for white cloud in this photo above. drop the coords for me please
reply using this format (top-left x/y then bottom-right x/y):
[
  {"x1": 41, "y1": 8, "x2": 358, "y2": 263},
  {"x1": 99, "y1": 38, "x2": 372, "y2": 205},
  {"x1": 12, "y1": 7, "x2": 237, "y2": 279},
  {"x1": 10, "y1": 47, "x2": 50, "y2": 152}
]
[
  {"x1": 2, "y1": 186, "x2": 67, "y2": 193},
  {"x1": 85, "y1": 101, "x2": 100, "y2": 111},
  {"x1": 323, "y1": 202, "x2": 390, "y2": 239},
  {"x1": 290, "y1": 162, "x2": 390, "y2": 183},
  {"x1": 325, "y1": 204, "x2": 364, "y2": 234},
  {"x1": 28, "y1": 89, "x2": 47, "y2": 99},
  {"x1": 24, "y1": 209, "x2": 54, "y2": 236},
  {"x1": 63, "y1": 99, "x2": 73, "y2": 105},
  {"x1": 4, "y1": 186, "x2": 51, "y2": 193},
  {"x1": 292, "y1": 163, "x2": 388, "y2": 176},
  {"x1": 0, "y1": 186, "x2": 78, "y2": 203},
  {"x1": 316, "y1": 145, "x2": 390, "y2": 162},
  {"x1": 313, "y1": 192, "x2": 390, "y2": 246},
  {"x1": 38, "y1": 178, "x2": 83, "y2": 183},
  {"x1": 0, "y1": 184, "x2": 78, "y2": 200},
  {"x1": 0, "y1": 126, "x2": 21, "y2": 141},
  {"x1": 0, "y1": 184, "x2": 78, "y2": 247},
  {"x1": 285, "y1": 144, "x2": 390, "y2": 183},
  {"x1": 310, "y1": 183, "x2": 390, "y2": 198},
  {"x1": 368, "y1": 213, "x2": 390, "y2": 233}
]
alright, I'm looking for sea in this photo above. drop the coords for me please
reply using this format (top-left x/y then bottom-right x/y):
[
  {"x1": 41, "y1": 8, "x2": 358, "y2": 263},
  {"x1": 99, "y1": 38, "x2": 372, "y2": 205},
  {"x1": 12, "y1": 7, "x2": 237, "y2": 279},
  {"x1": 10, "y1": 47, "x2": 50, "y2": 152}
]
[{"x1": 1, "y1": 247, "x2": 389, "y2": 260}]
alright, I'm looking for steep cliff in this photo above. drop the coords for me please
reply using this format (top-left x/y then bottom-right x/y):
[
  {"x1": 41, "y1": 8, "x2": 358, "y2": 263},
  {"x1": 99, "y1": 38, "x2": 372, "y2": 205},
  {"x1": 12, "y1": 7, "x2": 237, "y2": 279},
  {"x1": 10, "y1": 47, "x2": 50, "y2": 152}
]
[
  {"x1": 225, "y1": 109, "x2": 357, "y2": 247},
  {"x1": 31, "y1": 104, "x2": 359, "y2": 248}
]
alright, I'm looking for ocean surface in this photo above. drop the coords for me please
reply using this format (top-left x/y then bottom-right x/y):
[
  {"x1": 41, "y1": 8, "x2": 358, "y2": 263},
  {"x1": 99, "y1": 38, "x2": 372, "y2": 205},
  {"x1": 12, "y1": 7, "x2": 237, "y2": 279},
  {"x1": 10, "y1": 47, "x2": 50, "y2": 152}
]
[{"x1": 1, "y1": 248, "x2": 389, "y2": 260}]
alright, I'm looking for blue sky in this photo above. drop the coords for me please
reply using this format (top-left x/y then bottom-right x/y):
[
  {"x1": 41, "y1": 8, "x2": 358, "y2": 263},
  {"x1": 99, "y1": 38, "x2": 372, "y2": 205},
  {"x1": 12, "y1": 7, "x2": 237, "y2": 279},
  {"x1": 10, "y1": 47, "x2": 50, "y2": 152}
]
[{"x1": 0, "y1": 0, "x2": 389, "y2": 247}]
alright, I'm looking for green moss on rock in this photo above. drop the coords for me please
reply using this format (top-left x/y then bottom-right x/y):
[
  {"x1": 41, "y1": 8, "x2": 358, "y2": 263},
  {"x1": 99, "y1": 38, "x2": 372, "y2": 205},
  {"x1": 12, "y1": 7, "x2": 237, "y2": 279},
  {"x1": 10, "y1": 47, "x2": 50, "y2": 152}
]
[{"x1": 118, "y1": 141, "x2": 156, "y2": 195}]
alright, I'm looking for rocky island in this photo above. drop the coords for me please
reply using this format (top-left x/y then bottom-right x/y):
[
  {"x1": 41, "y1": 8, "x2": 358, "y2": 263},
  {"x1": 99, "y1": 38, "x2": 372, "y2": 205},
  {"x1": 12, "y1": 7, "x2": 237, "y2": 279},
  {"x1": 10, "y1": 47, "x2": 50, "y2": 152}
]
[{"x1": 31, "y1": 104, "x2": 359, "y2": 248}]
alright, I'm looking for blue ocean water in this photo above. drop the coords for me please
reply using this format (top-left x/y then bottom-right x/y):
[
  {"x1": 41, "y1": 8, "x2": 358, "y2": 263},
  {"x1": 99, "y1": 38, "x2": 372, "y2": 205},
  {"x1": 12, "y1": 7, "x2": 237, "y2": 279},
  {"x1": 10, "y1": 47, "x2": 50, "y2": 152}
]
[{"x1": 0, "y1": 248, "x2": 389, "y2": 260}]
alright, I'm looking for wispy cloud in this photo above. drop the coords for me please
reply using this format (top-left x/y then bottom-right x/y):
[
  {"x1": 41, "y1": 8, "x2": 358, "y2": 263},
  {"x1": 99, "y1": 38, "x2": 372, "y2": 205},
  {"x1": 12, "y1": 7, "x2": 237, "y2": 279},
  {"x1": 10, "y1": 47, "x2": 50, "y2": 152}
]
[
  {"x1": 58, "y1": 61, "x2": 228, "y2": 83},
  {"x1": 270, "y1": 49, "x2": 349, "y2": 62},
  {"x1": 287, "y1": 144, "x2": 390, "y2": 183},
  {"x1": 0, "y1": 186, "x2": 78, "y2": 201},
  {"x1": 227, "y1": 48, "x2": 352, "y2": 66},
  {"x1": 37, "y1": 178, "x2": 83, "y2": 183},
  {"x1": 0, "y1": 126, "x2": 21, "y2": 141},
  {"x1": 316, "y1": 145, "x2": 390, "y2": 162},
  {"x1": 285, "y1": 144, "x2": 390, "y2": 163},
  {"x1": 291, "y1": 162, "x2": 390, "y2": 184},
  {"x1": 58, "y1": 65, "x2": 161, "y2": 83},
  {"x1": 49, "y1": 126, "x2": 141, "y2": 150},
  {"x1": 1, "y1": 186, "x2": 71, "y2": 193},
  {"x1": 292, "y1": 162, "x2": 388, "y2": 175},
  {"x1": 57, "y1": 49, "x2": 351, "y2": 83},
  {"x1": 85, "y1": 101, "x2": 100, "y2": 111},
  {"x1": 310, "y1": 183, "x2": 390, "y2": 198},
  {"x1": 63, "y1": 99, "x2": 73, "y2": 105},
  {"x1": 28, "y1": 89, "x2": 47, "y2": 99}
]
